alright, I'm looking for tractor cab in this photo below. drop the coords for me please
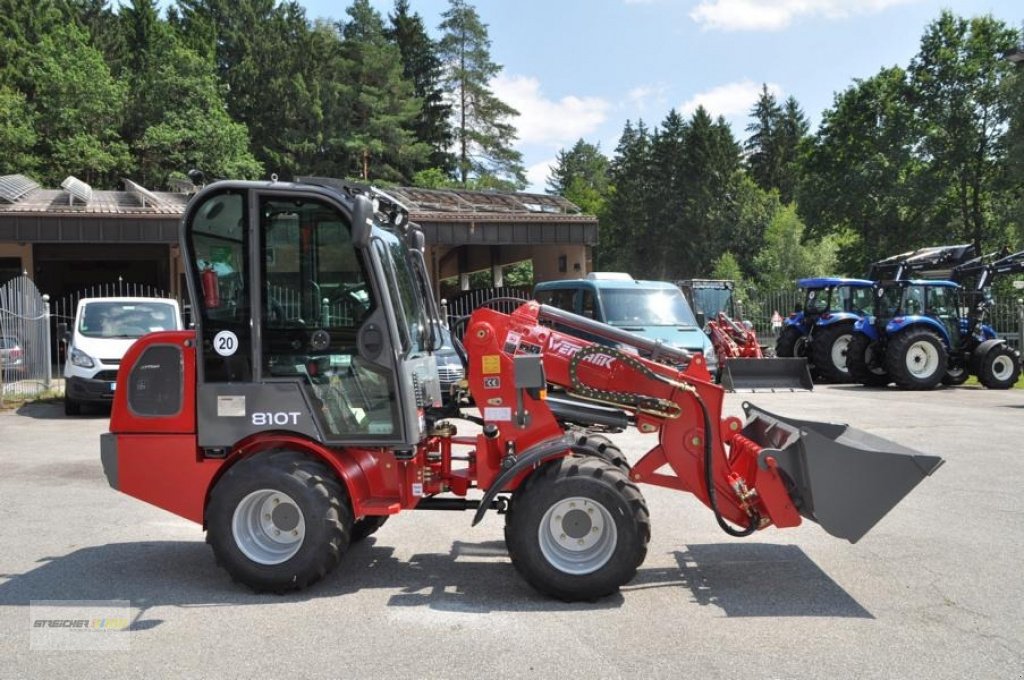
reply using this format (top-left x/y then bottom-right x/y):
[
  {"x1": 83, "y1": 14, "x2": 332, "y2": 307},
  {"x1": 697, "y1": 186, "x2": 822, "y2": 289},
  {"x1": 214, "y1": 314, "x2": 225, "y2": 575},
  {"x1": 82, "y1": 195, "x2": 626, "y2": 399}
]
[
  {"x1": 182, "y1": 179, "x2": 443, "y2": 450},
  {"x1": 790, "y1": 278, "x2": 874, "y2": 328},
  {"x1": 869, "y1": 279, "x2": 964, "y2": 347}
]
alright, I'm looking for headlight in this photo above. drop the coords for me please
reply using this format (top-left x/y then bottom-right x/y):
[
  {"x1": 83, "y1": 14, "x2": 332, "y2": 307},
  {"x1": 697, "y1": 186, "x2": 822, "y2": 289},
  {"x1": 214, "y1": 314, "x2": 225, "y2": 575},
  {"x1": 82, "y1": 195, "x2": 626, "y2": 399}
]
[
  {"x1": 70, "y1": 348, "x2": 95, "y2": 368},
  {"x1": 702, "y1": 349, "x2": 719, "y2": 373}
]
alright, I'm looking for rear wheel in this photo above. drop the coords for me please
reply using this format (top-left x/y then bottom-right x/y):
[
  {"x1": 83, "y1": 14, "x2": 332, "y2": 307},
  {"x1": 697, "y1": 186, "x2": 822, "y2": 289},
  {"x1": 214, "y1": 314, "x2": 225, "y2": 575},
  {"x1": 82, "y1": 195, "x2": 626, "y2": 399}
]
[
  {"x1": 978, "y1": 345, "x2": 1021, "y2": 390},
  {"x1": 846, "y1": 333, "x2": 890, "y2": 386},
  {"x1": 775, "y1": 326, "x2": 807, "y2": 359},
  {"x1": 206, "y1": 450, "x2": 352, "y2": 593},
  {"x1": 810, "y1": 323, "x2": 854, "y2": 383},
  {"x1": 886, "y1": 329, "x2": 947, "y2": 391},
  {"x1": 505, "y1": 456, "x2": 650, "y2": 602}
]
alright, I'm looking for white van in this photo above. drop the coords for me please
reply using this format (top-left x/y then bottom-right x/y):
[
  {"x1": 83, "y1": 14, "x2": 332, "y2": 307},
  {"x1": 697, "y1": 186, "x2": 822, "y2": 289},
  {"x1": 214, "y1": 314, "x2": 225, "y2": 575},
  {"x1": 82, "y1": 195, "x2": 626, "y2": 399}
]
[{"x1": 63, "y1": 297, "x2": 183, "y2": 415}]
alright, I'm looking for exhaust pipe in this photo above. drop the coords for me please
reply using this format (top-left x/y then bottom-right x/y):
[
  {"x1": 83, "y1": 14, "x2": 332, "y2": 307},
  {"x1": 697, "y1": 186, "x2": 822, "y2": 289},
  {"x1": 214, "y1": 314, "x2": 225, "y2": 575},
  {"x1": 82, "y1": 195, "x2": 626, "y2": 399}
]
[{"x1": 741, "y1": 403, "x2": 944, "y2": 543}]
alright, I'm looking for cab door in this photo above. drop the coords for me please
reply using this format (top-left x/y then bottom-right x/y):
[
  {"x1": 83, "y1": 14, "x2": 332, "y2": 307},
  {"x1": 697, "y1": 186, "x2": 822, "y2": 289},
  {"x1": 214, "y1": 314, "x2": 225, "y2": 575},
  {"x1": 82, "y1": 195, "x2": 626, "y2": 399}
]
[{"x1": 186, "y1": 185, "x2": 412, "y2": 449}]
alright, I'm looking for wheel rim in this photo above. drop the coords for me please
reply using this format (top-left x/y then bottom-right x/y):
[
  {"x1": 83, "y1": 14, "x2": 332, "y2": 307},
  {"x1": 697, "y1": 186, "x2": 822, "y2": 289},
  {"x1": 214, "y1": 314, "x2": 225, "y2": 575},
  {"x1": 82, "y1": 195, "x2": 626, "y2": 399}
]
[
  {"x1": 538, "y1": 496, "x2": 617, "y2": 575},
  {"x1": 831, "y1": 334, "x2": 852, "y2": 371},
  {"x1": 991, "y1": 355, "x2": 1015, "y2": 381},
  {"x1": 232, "y1": 489, "x2": 306, "y2": 565},
  {"x1": 904, "y1": 340, "x2": 940, "y2": 379},
  {"x1": 793, "y1": 336, "x2": 808, "y2": 357}
]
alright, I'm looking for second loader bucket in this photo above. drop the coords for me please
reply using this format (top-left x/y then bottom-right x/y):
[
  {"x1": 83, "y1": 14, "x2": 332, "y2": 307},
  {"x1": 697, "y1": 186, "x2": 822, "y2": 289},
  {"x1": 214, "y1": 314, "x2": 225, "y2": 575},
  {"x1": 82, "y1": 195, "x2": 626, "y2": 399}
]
[
  {"x1": 741, "y1": 403, "x2": 944, "y2": 543},
  {"x1": 720, "y1": 357, "x2": 814, "y2": 392}
]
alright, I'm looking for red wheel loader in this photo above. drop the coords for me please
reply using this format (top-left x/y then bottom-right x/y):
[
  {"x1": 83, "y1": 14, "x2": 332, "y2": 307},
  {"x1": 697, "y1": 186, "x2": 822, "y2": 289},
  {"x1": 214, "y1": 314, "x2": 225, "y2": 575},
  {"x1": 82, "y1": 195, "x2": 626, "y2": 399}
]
[{"x1": 101, "y1": 179, "x2": 943, "y2": 601}]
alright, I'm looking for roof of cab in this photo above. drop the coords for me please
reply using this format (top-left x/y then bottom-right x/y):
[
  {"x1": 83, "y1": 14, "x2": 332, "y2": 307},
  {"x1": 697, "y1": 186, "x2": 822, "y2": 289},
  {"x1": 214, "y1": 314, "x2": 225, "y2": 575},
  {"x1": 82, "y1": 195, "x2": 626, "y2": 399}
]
[{"x1": 797, "y1": 277, "x2": 874, "y2": 288}]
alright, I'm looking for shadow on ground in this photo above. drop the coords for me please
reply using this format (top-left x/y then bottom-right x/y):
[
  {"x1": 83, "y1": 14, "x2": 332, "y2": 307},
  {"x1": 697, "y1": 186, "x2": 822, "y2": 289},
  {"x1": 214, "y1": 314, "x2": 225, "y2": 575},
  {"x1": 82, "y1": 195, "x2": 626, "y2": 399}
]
[
  {"x1": 16, "y1": 401, "x2": 109, "y2": 420},
  {"x1": 0, "y1": 539, "x2": 870, "y2": 624}
]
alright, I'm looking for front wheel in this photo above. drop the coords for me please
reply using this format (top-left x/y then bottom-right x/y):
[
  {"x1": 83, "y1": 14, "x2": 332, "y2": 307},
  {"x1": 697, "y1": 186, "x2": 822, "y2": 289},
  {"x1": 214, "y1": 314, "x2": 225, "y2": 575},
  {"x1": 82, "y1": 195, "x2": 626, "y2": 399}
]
[
  {"x1": 978, "y1": 345, "x2": 1021, "y2": 390},
  {"x1": 846, "y1": 333, "x2": 890, "y2": 386},
  {"x1": 206, "y1": 450, "x2": 353, "y2": 593},
  {"x1": 505, "y1": 456, "x2": 650, "y2": 602},
  {"x1": 810, "y1": 323, "x2": 854, "y2": 383},
  {"x1": 886, "y1": 329, "x2": 947, "y2": 391},
  {"x1": 775, "y1": 326, "x2": 807, "y2": 359}
]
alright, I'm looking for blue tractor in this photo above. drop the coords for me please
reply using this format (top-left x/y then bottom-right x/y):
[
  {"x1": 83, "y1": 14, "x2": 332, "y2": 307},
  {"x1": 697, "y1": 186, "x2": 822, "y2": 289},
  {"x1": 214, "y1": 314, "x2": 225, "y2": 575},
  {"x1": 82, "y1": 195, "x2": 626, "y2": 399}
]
[
  {"x1": 774, "y1": 277, "x2": 874, "y2": 383},
  {"x1": 847, "y1": 248, "x2": 1024, "y2": 390}
]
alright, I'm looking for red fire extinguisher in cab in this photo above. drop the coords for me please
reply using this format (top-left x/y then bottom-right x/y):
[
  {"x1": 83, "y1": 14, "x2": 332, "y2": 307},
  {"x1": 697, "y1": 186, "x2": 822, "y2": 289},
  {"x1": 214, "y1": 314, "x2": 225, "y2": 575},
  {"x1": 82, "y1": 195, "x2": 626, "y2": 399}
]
[{"x1": 201, "y1": 265, "x2": 220, "y2": 309}]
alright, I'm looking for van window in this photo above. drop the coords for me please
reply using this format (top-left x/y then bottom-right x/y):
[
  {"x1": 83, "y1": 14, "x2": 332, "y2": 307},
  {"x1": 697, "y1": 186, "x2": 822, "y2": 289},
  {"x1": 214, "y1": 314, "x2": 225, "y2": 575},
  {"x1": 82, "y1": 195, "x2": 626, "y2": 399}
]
[
  {"x1": 601, "y1": 289, "x2": 698, "y2": 326},
  {"x1": 536, "y1": 288, "x2": 576, "y2": 312},
  {"x1": 78, "y1": 301, "x2": 180, "y2": 339},
  {"x1": 581, "y1": 291, "x2": 597, "y2": 319}
]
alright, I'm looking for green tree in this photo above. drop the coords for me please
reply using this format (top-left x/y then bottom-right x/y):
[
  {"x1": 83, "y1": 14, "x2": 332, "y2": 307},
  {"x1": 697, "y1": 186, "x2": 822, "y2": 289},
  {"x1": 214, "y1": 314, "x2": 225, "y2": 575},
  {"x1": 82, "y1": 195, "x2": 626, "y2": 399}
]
[
  {"x1": 745, "y1": 85, "x2": 783, "y2": 195},
  {"x1": 910, "y1": 11, "x2": 1020, "y2": 252},
  {"x1": 134, "y1": 43, "x2": 262, "y2": 184},
  {"x1": 31, "y1": 22, "x2": 128, "y2": 184},
  {"x1": 745, "y1": 86, "x2": 808, "y2": 204},
  {"x1": 603, "y1": 120, "x2": 653, "y2": 272},
  {"x1": 438, "y1": 0, "x2": 525, "y2": 187},
  {"x1": 798, "y1": 67, "x2": 931, "y2": 273},
  {"x1": 387, "y1": 0, "x2": 454, "y2": 176},
  {"x1": 547, "y1": 139, "x2": 610, "y2": 195},
  {"x1": 0, "y1": 86, "x2": 38, "y2": 175},
  {"x1": 753, "y1": 205, "x2": 839, "y2": 291},
  {"x1": 340, "y1": 0, "x2": 427, "y2": 182}
]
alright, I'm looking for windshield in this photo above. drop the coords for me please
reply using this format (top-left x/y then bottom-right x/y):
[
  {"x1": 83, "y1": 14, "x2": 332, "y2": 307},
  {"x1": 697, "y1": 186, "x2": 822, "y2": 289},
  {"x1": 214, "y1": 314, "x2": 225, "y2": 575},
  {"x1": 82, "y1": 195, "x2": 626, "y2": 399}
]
[
  {"x1": 78, "y1": 301, "x2": 179, "y2": 339},
  {"x1": 376, "y1": 230, "x2": 428, "y2": 354},
  {"x1": 601, "y1": 288, "x2": 698, "y2": 326},
  {"x1": 691, "y1": 287, "x2": 733, "y2": 318},
  {"x1": 803, "y1": 288, "x2": 832, "y2": 314}
]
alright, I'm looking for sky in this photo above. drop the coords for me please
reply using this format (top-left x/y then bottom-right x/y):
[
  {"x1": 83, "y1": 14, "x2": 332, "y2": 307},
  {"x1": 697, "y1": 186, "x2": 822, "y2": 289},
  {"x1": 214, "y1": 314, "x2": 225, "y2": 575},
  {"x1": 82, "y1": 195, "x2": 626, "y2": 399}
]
[{"x1": 237, "y1": 1, "x2": 1023, "y2": 191}]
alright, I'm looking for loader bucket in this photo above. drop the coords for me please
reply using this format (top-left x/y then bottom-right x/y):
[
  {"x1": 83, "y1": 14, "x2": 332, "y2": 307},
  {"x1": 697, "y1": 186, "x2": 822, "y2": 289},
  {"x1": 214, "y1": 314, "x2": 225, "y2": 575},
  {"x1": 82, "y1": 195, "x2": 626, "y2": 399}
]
[
  {"x1": 720, "y1": 358, "x2": 814, "y2": 392},
  {"x1": 741, "y1": 403, "x2": 944, "y2": 543}
]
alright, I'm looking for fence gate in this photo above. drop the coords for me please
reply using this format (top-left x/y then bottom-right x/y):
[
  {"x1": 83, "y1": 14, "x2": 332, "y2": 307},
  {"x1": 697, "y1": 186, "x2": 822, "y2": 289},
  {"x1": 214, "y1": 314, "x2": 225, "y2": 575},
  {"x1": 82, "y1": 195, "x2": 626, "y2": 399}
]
[
  {"x1": 50, "y1": 279, "x2": 180, "y2": 394},
  {"x1": 0, "y1": 275, "x2": 52, "y2": 405},
  {"x1": 444, "y1": 286, "x2": 532, "y2": 331}
]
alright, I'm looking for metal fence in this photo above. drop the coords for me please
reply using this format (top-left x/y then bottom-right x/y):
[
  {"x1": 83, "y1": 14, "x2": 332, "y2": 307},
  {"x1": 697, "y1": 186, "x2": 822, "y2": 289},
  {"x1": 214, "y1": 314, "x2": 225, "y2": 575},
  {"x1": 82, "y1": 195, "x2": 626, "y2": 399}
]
[
  {"x1": 443, "y1": 286, "x2": 532, "y2": 331},
  {"x1": 0, "y1": 275, "x2": 53, "y2": 405}
]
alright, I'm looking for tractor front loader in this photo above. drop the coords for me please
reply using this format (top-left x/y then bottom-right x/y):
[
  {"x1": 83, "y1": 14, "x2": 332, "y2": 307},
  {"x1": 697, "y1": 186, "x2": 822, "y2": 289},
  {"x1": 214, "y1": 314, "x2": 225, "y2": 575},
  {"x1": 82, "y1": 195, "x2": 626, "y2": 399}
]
[
  {"x1": 101, "y1": 179, "x2": 943, "y2": 602},
  {"x1": 677, "y1": 279, "x2": 812, "y2": 391}
]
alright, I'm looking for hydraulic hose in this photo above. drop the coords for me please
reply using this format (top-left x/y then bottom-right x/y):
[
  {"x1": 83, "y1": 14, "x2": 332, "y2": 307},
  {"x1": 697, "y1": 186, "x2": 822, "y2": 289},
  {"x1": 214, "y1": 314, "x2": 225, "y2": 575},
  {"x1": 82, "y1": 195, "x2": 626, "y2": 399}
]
[{"x1": 692, "y1": 390, "x2": 760, "y2": 537}]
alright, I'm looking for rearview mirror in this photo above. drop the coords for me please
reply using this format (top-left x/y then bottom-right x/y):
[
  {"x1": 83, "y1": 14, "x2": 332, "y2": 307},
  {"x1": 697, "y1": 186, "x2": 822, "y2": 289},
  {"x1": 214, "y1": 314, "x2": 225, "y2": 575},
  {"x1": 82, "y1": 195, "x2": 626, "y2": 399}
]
[{"x1": 351, "y1": 194, "x2": 373, "y2": 248}]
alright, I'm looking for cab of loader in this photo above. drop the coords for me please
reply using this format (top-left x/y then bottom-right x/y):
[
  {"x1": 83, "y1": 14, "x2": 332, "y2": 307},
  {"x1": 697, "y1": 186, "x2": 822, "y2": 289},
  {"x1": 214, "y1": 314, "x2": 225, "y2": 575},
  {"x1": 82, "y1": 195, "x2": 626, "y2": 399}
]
[{"x1": 183, "y1": 179, "x2": 443, "y2": 450}]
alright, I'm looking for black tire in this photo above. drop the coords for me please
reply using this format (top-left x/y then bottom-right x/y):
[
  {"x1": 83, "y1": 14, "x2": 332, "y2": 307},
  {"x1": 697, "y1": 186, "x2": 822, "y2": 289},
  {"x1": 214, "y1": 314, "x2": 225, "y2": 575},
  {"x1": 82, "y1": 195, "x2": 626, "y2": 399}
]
[
  {"x1": 978, "y1": 345, "x2": 1021, "y2": 390},
  {"x1": 846, "y1": 333, "x2": 890, "y2": 386},
  {"x1": 350, "y1": 516, "x2": 388, "y2": 542},
  {"x1": 504, "y1": 456, "x2": 650, "y2": 602},
  {"x1": 206, "y1": 450, "x2": 353, "y2": 593},
  {"x1": 810, "y1": 323, "x2": 855, "y2": 383},
  {"x1": 64, "y1": 397, "x2": 81, "y2": 416},
  {"x1": 886, "y1": 328, "x2": 947, "y2": 391},
  {"x1": 574, "y1": 433, "x2": 630, "y2": 473},
  {"x1": 941, "y1": 364, "x2": 970, "y2": 386},
  {"x1": 775, "y1": 326, "x2": 807, "y2": 359}
]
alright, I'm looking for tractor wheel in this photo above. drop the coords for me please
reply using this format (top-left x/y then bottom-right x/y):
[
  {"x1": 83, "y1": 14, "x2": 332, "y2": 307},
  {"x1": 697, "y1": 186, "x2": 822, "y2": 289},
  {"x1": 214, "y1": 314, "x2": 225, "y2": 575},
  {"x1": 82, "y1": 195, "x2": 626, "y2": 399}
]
[
  {"x1": 810, "y1": 323, "x2": 854, "y2": 383},
  {"x1": 64, "y1": 397, "x2": 82, "y2": 416},
  {"x1": 886, "y1": 329, "x2": 947, "y2": 391},
  {"x1": 504, "y1": 456, "x2": 650, "y2": 602},
  {"x1": 941, "y1": 364, "x2": 970, "y2": 386},
  {"x1": 350, "y1": 516, "x2": 388, "y2": 543},
  {"x1": 206, "y1": 450, "x2": 352, "y2": 593},
  {"x1": 978, "y1": 345, "x2": 1021, "y2": 390},
  {"x1": 574, "y1": 433, "x2": 630, "y2": 473},
  {"x1": 775, "y1": 326, "x2": 807, "y2": 359},
  {"x1": 846, "y1": 333, "x2": 890, "y2": 386}
]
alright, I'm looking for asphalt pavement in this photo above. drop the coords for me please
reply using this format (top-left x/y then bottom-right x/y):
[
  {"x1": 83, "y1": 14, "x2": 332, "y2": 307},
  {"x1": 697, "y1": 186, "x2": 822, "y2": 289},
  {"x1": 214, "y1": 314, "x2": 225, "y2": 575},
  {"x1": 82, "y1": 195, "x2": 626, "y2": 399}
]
[{"x1": 0, "y1": 384, "x2": 1021, "y2": 679}]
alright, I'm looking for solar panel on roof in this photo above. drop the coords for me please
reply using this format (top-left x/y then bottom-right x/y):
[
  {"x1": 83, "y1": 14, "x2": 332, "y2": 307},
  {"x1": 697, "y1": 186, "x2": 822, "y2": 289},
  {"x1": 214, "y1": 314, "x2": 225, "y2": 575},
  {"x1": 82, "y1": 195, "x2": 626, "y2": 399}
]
[
  {"x1": 0, "y1": 174, "x2": 40, "y2": 203},
  {"x1": 60, "y1": 176, "x2": 93, "y2": 205},
  {"x1": 123, "y1": 178, "x2": 164, "y2": 207}
]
